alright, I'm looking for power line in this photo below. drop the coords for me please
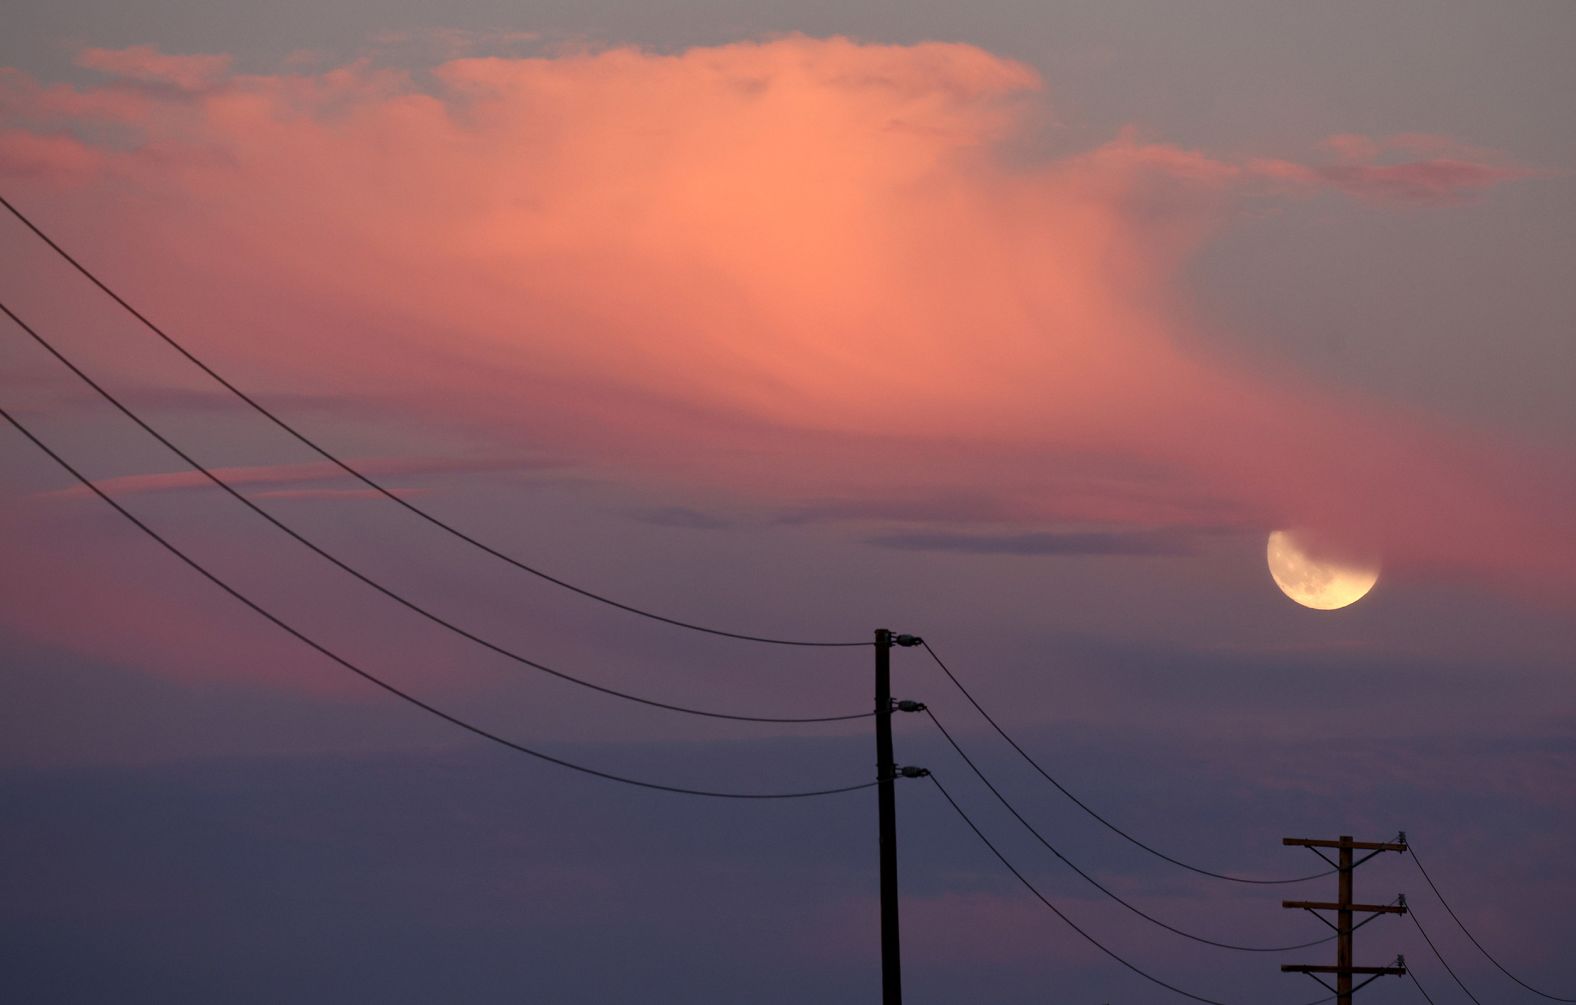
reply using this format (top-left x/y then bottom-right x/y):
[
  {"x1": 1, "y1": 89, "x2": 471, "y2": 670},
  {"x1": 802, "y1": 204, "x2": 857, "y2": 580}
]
[
  {"x1": 921, "y1": 641, "x2": 1333, "y2": 886},
  {"x1": 924, "y1": 708, "x2": 1335, "y2": 953},
  {"x1": 926, "y1": 773, "x2": 1335, "y2": 1005},
  {"x1": 0, "y1": 401, "x2": 876, "y2": 801},
  {"x1": 1408, "y1": 968, "x2": 1440, "y2": 1005},
  {"x1": 1409, "y1": 844, "x2": 1576, "y2": 1002},
  {"x1": 0, "y1": 300, "x2": 867, "y2": 726},
  {"x1": 0, "y1": 193, "x2": 868, "y2": 649},
  {"x1": 1408, "y1": 909, "x2": 1484, "y2": 1005},
  {"x1": 928, "y1": 772, "x2": 1225, "y2": 1004}
]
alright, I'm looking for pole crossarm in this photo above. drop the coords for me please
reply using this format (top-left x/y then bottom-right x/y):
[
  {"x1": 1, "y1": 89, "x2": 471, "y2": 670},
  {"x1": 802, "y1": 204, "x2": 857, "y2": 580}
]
[
  {"x1": 1285, "y1": 959, "x2": 1408, "y2": 999},
  {"x1": 1282, "y1": 900, "x2": 1407, "y2": 915},
  {"x1": 1284, "y1": 838, "x2": 1408, "y2": 852},
  {"x1": 1281, "y1": 835, "x2": 1407, "y2": 1005},
  {"x1": 1282, "y1": 965, "x2": 1408, "y2": 976}
]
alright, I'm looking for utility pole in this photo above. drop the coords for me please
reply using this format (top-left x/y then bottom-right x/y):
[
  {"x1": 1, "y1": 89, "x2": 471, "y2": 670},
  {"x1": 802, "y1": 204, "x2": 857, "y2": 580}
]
[
  {"x1": 875, "y1": 628, "x2": 926, "y2": 1005},
  {"x1": 1281, "y1": 834, "x2": 1409, "y2": 1003}
]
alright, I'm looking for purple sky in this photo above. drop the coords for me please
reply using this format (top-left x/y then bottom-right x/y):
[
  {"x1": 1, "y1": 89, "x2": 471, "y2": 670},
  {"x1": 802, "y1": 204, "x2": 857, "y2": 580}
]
[{"x1": 2, "y1": 3, "x2": 1574, "y2": 1002}]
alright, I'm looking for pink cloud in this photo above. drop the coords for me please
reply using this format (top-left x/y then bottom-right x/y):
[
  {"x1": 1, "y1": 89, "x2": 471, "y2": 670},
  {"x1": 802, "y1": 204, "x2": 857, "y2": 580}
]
[
  {"x1": 74, "y1": 45, "x2": 233, "y2": 93},
  {"x1": 0, "y1": 492, "x2": 508, "y2": 692},
  {"x1": 246, "y1": 487, "x2": 428, "y2": 501},
  {"x1": 0, "y1": 129, "x2": 105, "y2": 185},
  {"x1": 1310, "y1": 157, "x2": 1526, "y2": 205},
  {"x1": 0, "y1": 67, "x2": 157, "y2": 125},
  {"x1": 1094, "y1": 129, "x2": 1531, "y2": 207},
  {"x1": 1322, "y1": 132, "x2": 1382, "y2": 162},
  {"x1": 36, "y1": 456, "x2": 542, "y2": 502},
  {"x1": 1261, "y1": 132, "x2": 1533, "y2": 205},
  {"x1": 0, "y1": 500, "x2": 341, "y2": 691},
  {"x1": 0, "y1": 37, "x2": 1567, "y2": 602}
]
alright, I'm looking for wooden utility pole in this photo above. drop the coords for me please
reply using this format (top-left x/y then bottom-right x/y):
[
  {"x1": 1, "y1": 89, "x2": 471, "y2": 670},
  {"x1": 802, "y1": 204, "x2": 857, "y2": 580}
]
[
  {"x1": 1281, "y1": 835, "x2": 1409, "y2": 1003},
  {"x1": 874, "y1": 629, "x2": 926, "y2": 1005},
  {"x1": 874, "y1": 628, "x2": 901, "y2": 1005}
]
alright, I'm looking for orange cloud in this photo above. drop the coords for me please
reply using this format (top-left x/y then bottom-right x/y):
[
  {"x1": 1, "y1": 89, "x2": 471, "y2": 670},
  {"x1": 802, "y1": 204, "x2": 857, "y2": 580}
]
[{"x1": 0, "y1": 37, "x2": 1566, "y2": 595}]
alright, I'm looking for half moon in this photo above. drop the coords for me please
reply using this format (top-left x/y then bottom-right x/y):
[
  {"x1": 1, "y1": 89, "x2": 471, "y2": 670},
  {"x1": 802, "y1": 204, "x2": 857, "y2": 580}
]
[{"x1": 1266, "y1": 530, "x2": 1379, "y2": 611}]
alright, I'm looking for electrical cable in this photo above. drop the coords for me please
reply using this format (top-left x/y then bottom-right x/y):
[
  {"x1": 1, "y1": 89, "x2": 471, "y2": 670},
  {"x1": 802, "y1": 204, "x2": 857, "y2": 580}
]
[
  {"x1": 922, "y1": 640, "x2": 1334, "y2": 886},
  {"x1": 1409, "y1": 909, "x2": 1485, "y2": 1005},
  {"x1": 0, "y1": 193, "x2": 867, "y2": 649},
  {"x1": 1408, "y1": 968, "x2": 1440, "y2": 1005},
  {"x1": 926, "y1": 773, "x2": 1335, "y2": 1005},
  {"x1": 0, "y1": 301, "x2": 868, "y2": 726},
  {"x1": 1409, "y1": 845, "x2": 1576, "y2": 1002},
  {"x1": 927, "y1": 772, "x2": 1224, "y2": 1004},
  {"x1": 924, "y1": 708, "x2": 1335, "y2": 952},
  {"x1": 0, "y1": 401, "x2": 877, "y2": 801}
]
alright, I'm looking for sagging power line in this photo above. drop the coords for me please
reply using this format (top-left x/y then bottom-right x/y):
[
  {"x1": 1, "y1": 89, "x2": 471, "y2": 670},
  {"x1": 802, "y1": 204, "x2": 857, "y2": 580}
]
[
  {"x1": 0, "y1": 192, "x2": 866, "y2": 649},
  {"x1": 1407, "y1": 967, "x2": 1440, "y2": 1004},
  {"x1": 927, "y1": 773, "x2": 1340, "y2": 1005},
  {"x1": 1408, "y1": 907, "x2": 1485, "y2": 1005},
  {"x1": 0, "y1": 402, "x2": 875, "y2": 801},
  {"x1": 921, "y1": 640, "x2": 1334, "y2": 886},
  {"x1": 1408, "y1": 844, "x2": 1576, "y2": 1002},
  {"x1": 6, "y1": 191, "x2": 1565, "y2": 1005},
  {"x1": 0, "y1": 300, "x2": 869, "y2": 726},
  {"x1": 925, "y1": 707, "x2": 1335, "y2": 953}
]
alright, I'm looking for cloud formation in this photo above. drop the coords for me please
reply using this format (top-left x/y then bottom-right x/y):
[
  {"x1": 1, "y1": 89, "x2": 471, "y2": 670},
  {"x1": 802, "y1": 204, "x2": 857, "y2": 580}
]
[
  {"x1": 0, "y1": 38, "x2": 1566, "y2": 595},
  {"x1": 73, "y1": 45, "x2": 233, "y2": 93},
  {"x1": 867, "y1": 529, "x2": 1198, "y2": 557},
  {"x1": 1265, "y1": 132, "x2": 1534, "y2": 205},
  {"x1": 38, "y1": 455, "x2": 546, "y2": 502}
]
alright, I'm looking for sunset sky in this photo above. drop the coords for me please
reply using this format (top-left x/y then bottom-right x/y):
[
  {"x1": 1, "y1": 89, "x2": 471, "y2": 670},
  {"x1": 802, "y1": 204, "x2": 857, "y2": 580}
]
[{"x1": 3, "y1": 3, "x2": 1574, "y2": 1002}]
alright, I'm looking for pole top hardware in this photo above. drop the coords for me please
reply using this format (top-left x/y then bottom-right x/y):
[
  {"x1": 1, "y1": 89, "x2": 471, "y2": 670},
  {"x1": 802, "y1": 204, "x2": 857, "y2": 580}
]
[
  {"x1": 897, "y1": 766, "x2": 930, "y2": 779},
  {"x1": 894, "y1": 700, "x2": 927, "y2": 713},
  {"x1": 1283, "y1": 836, "x2": 1409, "y2": 852},
  {"x1": 893, "y1": 634, "x2": 923, "y2": 647},
  {"x1": 1282, "y1": 899, "x2": 1408, "y2": 915}
]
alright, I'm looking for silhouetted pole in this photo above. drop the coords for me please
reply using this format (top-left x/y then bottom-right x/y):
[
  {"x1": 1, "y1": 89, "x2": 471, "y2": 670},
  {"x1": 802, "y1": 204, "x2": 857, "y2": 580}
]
[
  {"x1": 873, "y1": 629, "x2": 927, "y2": 1005},
  {"x1": 1338, "y1": 837, "x2": 1353, "y2": 1003},
  {"x1": 875, "y1": 628, "x2": 901, "y2": 1005},
  {"x1": 1282, "y1": 834, "x2": 1409, "y2": 1003}
]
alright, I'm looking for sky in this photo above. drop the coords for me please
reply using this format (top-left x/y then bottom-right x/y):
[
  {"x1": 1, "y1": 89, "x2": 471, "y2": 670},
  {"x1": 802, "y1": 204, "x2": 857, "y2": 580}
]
[{"x1": 1, "y1": 2, "x2": 1573, "y2": 1002}]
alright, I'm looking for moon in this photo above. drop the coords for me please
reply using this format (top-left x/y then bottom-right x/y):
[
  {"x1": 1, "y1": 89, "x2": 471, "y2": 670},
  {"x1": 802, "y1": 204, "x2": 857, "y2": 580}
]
[{"x1": 1266, "y1": 530, "x2": 1379, "y2": 610}]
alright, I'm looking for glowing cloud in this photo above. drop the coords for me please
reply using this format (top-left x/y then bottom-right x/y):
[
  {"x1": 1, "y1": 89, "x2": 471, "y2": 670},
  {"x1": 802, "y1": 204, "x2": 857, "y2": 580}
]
[{"x1": 0, "y1": 37, "x2": 1566, "y2": 596}]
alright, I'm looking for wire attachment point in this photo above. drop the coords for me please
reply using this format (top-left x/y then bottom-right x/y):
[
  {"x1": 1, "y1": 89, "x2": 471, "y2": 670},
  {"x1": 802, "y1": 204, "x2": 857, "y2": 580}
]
[
  {"x1": 894, "y1": 700, "x2": 927, "y2": 713},
  {"x1": 897, "y1": 766, "x2": 931, "y2": 779}
]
